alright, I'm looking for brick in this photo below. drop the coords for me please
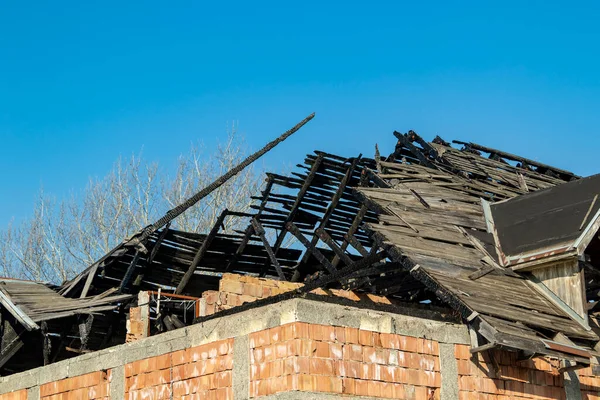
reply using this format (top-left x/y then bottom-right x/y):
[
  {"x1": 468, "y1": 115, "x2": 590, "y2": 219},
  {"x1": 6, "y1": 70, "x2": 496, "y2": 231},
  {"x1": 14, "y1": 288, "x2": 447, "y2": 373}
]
[
  {"x1": 215, "y1": 370, "x2": 232, "y2": 388},
  {"x1": 359, "y1": 330, "x2": 374, "y2": 346},
  {"x1": 334, "y1": 326, "x2": 346, "y2": 342},
  {"x1": 315, "y1": 375, "x2": 343, "y2": 393},
  {"x1": 261, "y1": 286, "x2": 273, "y2": 298},
  {"x1": 367, "y1": 380, "x2": 382, "y2": 397},
  {"x1": 202, "y1": 290, "x2": 219, "y2": 304},
  {"x1": 263, "y1": 344, "x2": 276, "y2": 362},
  {"x1": 380, "y1": 333, "x2": 400, "y2": 349},
  {"x1": 343, "y1": 344, "x2": 363, "y2": 361},
  {"x1": 242, "y1": 282, "x2": 264, "y2": 298},
  {"x1": 298, "y1": 374, "x2": 317, "y2": 391},
  {"x1": 345, "y1": 327, "x2": 360, "y2": 344},
  {"x1": 355, "y1": 378, "x2": 369, "y2": 396},
  {"x1": 309, "y1": 358, "x2": 335, "y2": 375},
  {"x1": 330, "y1": 289, "x2": 361, "y2": 302},
  {"x1": 393, "y1": 383, "x2": 406, "y2": 399},
  {"x1": 330, "y1": 343, "x2": 343, "y2": 359},
  {"x1": 220, "y1": 279, "x2": 244, "y2": 295},
  {"x1": 455, "y1": 344, "x2": 471, "y2": 360},
  {"x1": 342, "y1": 377, "x2": 356, "y2": 394},
  {"x1": 299, "y1": 339, "x2": 317, "y2": 357},
  {"x1": 238, "y1": 294, "x2": 257, "y2": 304},
  {"x1": 250, "y1": 330, "x2": 271, "y2": 348},
  {"x1": 399, "y1": 336, "x2": 418, "y2": 353},
  {"x1": 315, "y1": 341, "x2": 330, "y2": 358},
  {"x1": 269, "y1": 326, "x2": 283, "y2": 343}
]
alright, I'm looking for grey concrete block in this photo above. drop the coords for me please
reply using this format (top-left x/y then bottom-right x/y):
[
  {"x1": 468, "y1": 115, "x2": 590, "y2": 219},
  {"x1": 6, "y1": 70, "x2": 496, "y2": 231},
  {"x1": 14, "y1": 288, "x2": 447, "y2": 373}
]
[
  {"x1": 0, "y1": 369, "x2": 40, "y2": 394},
  {"x1": 38, "y1": 362, "x2": 69, "y2": 387}
]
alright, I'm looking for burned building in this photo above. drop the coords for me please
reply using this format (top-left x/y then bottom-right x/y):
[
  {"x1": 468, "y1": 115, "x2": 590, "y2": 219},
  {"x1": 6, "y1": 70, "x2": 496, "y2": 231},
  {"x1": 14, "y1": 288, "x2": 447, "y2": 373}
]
[{"x1": 1, "y1": 114, "x2": 599, "y2": 399}]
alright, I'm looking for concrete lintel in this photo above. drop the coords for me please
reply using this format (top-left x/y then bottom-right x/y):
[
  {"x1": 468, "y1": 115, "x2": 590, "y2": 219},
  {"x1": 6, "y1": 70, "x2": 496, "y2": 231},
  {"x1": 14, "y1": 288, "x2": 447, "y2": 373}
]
[{"x1": 294, "y1": 299, "x2": 470, "y2": 345}]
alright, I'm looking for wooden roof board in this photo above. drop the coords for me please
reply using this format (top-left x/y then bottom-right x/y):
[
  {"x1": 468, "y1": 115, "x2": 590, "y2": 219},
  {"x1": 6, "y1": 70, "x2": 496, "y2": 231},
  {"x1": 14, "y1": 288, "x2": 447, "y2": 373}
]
[
  {"x1": 0, "y1": 279, "x2": 129, "y2": 326},
  {"x1": 355, "y1": 159, "x2": 599, "y2": 348},
  {"x1": 490, "y1": 173, "x2": 600, "y2": 263}
]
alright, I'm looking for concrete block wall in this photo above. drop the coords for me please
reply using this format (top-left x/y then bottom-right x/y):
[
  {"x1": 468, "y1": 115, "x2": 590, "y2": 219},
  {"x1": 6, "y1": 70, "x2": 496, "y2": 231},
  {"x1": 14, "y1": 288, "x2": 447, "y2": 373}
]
[{"x1": 0, "y1": 273, "x2": 599, "y2": 400}]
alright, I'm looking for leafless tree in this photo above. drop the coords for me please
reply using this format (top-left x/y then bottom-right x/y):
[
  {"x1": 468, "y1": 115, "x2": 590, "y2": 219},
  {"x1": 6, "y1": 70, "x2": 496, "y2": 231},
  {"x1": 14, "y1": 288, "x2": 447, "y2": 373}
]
[{"x1": 0, "y1": 129, "x2": 264, "y2": 283}]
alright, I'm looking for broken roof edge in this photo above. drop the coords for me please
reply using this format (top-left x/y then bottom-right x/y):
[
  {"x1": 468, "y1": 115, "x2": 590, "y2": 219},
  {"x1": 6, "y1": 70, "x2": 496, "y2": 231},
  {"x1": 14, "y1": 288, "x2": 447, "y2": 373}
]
[
  {"x1": 482, "y1": 188, "x2": 600, "y2": 269},
  {"x1": 0, "y1": 289, "x2": 39, "y2": 331},
  {"x1": 358, "y1": 207, "x2": 598, "y2": 364}
]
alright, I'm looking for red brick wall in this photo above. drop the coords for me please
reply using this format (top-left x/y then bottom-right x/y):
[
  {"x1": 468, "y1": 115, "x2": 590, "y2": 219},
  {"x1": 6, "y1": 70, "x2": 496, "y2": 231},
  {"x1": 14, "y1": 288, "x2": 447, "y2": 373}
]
[
  {"x1": 203, "y1": 273, "x2": 395, "y2": 316},
  {"x1": 249, "y1": 322, "x2": 441, "y2": 399},
  {"x1": 578, "y1": 364, "x2": 600, "y2": 399},
  {"x1": 126, "y1": 305, "x2": 149, "y2": 343},
  {"x1": 10, "y1": 272, "x2": 600, "y2": 400},
  {"x1": 0, "y1": 391, "x2": 27, "y2": 400},
  {"x1": 455, "y1": 344, "x2": 566, "y2": 400},
  {"x1": 125, "y1": 338, "x2": 234, "y2": 400},
  {"x1": 40, "y1": 371, "x2": 111, "y2": 399}
]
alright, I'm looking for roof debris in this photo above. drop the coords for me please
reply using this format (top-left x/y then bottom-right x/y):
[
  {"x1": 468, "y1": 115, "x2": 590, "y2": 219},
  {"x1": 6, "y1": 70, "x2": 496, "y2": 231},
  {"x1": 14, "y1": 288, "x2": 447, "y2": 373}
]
[{"x1": 2, "y1": 119, "x2": 599, "y2": 375}]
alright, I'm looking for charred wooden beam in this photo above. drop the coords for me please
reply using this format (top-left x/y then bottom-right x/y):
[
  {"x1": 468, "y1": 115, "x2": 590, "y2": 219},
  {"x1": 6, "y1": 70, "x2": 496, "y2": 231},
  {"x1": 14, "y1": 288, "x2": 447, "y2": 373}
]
[
  {"x1": 316, "y1": 228, "x2": 353, "y2": 266},
  {"x1": 300, "y1": 157, "x2": 361, "y2": 264},
  {"x1": 451, "y1": 140, "x2": 578, "y2": 179},
  {"x1": 117, "y1": 250, "x2": 142, "y2": 294},
  {"x1": 42, "y1": 321, "x2": 50, "y2": 366},
  {"x1": 300, "y1": 249, "x2": 390, "y2": 293},
  {"x1": 132, "y1": 223, "x2": 172, "y2": 289},
  {"x1": 344, "y1": 233, "x2": 370, "y2": 257},
  {"x1": 332, "y1": 205, "x2": 369, "y2": 267},
  {"x1": 393, "y1": 131, "x2": 435, "y2": 169},
  {"x1": 226, "y1": 177, "x2": 275, "y2": 272},
  {"x1": 175, "y1": 209, "x2": 229, "y2": 294},
  {"x1": 251, "y1": 218, "x2": 286, "y2": 280},
  {"x1": 406, "y1": 130, "x2": 439, "y2": 160},
  {"x1": 0, "y1": 316, "x2": 25, "y2": 369},
  {"x1": 286, "y1": 222, "x2": 337, "y2": 275},
  {"x1": 143, "y1": 113, "x2": 316, "y2": 241},
  {"x1": 270, "y1": 154, "x2": 325, "y2": 255}
]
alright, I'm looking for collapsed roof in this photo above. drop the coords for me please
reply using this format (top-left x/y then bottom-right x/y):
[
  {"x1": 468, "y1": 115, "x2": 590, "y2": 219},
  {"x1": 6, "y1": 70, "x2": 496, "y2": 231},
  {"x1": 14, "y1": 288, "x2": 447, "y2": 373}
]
[{"x1": 2, "y1": 117, "x2": 599, "y2": 375}]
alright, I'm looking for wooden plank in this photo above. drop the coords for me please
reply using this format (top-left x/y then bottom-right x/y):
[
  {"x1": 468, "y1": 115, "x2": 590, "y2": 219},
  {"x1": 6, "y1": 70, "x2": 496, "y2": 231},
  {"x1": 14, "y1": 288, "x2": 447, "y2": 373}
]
[
  {"x1": 175, "y1": 210, "x2": 229, "y2": 294},
  {"x1": 251, "y1": 218, "x2": 285, "y2": 280},
  {"x1": 0, "y1": 288, "x2": 39, "y2": 330}
]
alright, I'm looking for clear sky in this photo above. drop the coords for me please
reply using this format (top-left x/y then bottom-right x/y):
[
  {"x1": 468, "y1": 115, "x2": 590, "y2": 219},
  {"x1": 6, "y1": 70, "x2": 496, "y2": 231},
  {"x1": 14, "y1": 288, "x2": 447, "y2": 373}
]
[{"x1": 1, "y1": 1, "x2": 599, "y2": 226}]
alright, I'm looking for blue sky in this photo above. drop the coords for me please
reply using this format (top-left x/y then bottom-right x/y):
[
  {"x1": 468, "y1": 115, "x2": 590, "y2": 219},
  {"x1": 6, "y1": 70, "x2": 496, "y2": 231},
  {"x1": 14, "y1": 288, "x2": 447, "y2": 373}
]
[{"x1": 1, "y1": 1, "x2": 599, "y2": 226}]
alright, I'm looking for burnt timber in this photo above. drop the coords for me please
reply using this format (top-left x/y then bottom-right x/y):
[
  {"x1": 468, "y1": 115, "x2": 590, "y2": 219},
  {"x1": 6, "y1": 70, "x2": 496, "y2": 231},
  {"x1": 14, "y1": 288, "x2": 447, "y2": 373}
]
[{"x1": 2, "y1": 117, "x2": 600, "y2": 375}]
